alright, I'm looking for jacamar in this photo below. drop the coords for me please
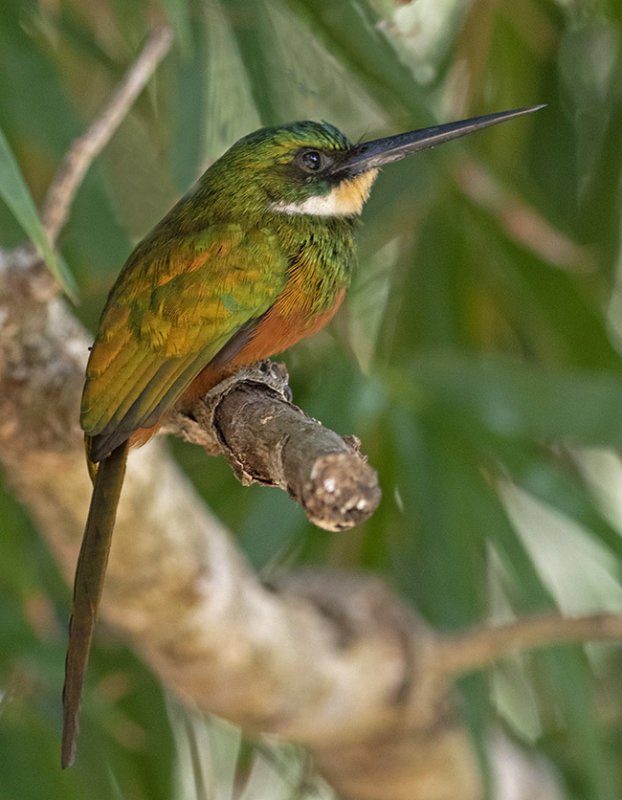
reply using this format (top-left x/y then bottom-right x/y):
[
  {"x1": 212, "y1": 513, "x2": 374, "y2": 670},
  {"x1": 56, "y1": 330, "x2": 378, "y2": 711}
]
[{"x1": 62, "y1": 105, "x2": 543, "y2": 767}]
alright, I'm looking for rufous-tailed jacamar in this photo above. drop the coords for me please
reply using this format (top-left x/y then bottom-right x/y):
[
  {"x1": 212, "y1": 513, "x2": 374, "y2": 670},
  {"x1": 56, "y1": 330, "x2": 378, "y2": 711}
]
[{"x1": 62, "y1": 105, "x2": 543, "y2": 767}]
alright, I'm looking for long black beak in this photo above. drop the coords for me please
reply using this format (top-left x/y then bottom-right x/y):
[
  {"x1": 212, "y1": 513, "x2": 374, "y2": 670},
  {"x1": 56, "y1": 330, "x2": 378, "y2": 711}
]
[{"x1": 334, "y1": 105, "x2": 545, "y2": 176}]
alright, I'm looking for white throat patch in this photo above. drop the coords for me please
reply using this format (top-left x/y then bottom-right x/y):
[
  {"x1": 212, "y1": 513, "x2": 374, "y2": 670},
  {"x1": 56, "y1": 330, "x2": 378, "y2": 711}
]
[{"x1": 271, "y1": 169, "x2": 378, "y2": 217}]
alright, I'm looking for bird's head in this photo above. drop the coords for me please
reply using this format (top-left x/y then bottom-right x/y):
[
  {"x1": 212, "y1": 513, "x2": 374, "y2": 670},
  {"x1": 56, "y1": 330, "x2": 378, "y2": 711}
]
[
  {"x1": 205, "y1": 120, "x2": 369, "y2": 218},
  {"x1": 202, "y1": 107, "x2": 544, "y2": 220}
]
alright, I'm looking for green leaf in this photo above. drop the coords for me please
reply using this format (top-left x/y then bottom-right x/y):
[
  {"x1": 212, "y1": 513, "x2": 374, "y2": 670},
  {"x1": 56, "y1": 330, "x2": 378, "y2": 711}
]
[
  {"x1": 160, "y1": 0, "x2": 192, "y2": 52},
  {"x1": 396, "y1": 354, "x2": 622, "y2": 446},
  {"x1": 0, "y1": 125, "x2": 77, "y2": 299}
]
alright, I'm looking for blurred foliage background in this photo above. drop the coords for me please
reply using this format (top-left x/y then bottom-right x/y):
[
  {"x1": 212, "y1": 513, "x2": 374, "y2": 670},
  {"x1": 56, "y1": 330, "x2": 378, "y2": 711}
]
[{"x1": 1, "y1": 0, "x2": 622, "y2": 798}]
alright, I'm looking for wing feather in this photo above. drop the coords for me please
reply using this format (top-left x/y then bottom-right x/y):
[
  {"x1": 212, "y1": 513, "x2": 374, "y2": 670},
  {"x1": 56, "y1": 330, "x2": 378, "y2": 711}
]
[{"x1": 81, "y1": 223, "x2": 286, "y2": 451}]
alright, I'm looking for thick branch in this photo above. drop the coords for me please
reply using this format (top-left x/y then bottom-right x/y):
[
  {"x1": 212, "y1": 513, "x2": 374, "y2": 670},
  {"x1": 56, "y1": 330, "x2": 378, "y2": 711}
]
[
  {"x1": 167, "y1": 364, "x2": 381, "y2": 531},
  {"x1": 4, "y1": 261, "x2": 613, "y2": 798},
  {"x1": 0, "y1": 266, "x2": 477, "y2": 799}
]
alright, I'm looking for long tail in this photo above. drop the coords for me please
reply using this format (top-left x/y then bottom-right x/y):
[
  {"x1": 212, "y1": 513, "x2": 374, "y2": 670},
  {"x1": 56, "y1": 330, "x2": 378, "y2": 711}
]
[{"x1": 61, "y1": 440, "x2": 129, "y2": 768}]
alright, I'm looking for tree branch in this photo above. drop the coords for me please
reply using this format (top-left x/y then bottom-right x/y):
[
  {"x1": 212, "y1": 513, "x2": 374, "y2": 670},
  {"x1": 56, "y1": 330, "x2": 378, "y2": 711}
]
[
  {"x1": 438, "y1": 612, "x2": 622, "y2": 678},
  {"x1": 5, "y1": 260, "x2": 615, "y2": 798},
  {"x1": 0, "y1": 259, "x2": 477, "y2": 799},
  {"x1": 41, "y1": 27, "x2": 173, "y2": 247},
  {"x1": 167, "y1": 364, "x2": 381, "y2": 531}
]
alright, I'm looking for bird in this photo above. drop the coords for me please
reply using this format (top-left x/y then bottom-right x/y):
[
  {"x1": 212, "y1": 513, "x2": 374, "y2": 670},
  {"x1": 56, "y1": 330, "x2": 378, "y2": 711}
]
[{"x1": 61, "y1": 104, "x2": 543, "y2": 767}]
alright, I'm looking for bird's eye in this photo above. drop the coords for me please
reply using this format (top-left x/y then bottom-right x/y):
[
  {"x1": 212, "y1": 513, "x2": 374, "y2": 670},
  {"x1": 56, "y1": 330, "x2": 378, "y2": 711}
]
[{"x1": 297, "y1": 149, "x2": 326, "y2": 173}]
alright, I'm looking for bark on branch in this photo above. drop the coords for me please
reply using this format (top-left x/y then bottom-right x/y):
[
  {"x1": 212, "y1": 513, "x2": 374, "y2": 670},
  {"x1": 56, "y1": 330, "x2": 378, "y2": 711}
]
[
  {"x1": 0, "y1": 254, "x2": 472, "y2": 799},
  {"x1": 4, "y1": 246, "x2": 621, "y2": 799},
  {"x1": 167, "y1": 364, "x2": 381, "y2": 531}
]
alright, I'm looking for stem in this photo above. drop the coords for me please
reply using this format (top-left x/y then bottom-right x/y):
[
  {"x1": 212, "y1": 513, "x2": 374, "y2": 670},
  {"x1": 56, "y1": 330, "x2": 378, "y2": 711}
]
[{"x1": 41, "y1": 27, "x2": 173, "y2": 246}]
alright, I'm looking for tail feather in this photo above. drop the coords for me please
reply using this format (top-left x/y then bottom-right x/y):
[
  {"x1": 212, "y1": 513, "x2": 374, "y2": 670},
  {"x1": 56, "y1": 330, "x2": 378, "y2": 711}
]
[
  {"x1": 88, "y1": 428, "x2": 133, "y2": 464},
  {"x1": 61, "y1": 440, "x2": 129, "y2": 768}
]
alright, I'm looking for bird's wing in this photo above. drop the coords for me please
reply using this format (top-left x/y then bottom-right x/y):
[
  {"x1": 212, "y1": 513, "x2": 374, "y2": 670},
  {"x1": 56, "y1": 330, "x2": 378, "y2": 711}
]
[{"x1": 81, "y1": 223, "x2": 287, "y2": 449}]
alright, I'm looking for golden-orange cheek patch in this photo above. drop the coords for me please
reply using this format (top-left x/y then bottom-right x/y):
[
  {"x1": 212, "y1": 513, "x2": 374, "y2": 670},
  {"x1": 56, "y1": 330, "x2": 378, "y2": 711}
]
[{"x1": 332, "y1": 169, "x2": 379, "y2": 215}]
